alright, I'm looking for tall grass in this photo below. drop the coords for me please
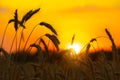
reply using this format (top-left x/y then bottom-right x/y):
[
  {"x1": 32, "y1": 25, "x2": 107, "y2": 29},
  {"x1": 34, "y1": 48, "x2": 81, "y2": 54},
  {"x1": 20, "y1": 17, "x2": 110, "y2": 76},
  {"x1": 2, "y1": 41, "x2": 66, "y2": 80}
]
[
  {"x1": 18, "y1": 8, "x2": 40, "y2": 51},
  {"x1": 0, "y1": 8, "x2": 60, "y2": 80},
  {"x1": 0, "y1": 9, "x2": 120, "y2": 80},
  {"x1": 105, "y1": 28, "x2": 120, "y2": 79}
]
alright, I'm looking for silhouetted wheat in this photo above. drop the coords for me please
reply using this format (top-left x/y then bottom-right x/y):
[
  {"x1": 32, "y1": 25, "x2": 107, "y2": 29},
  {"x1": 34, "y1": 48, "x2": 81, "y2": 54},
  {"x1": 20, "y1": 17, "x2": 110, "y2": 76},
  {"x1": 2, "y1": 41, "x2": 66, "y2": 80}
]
[
  {"x1": 1, "y1": 8, "x2": 120, "y2": 80},
  {"x1": 105, "y1": 29, "x2": 117, "y2": 61},
  {"x1": 28, "y1": 33, "x2": 60, "y2": 58},
  {"x1": 0, "y1": 24, "x2": 9, "y2": 48},
  {"x1": 24, "y1": 21, "x2": 59, "y2": 51},
  {"x1": 25, "y1": 8, "x2": 40, "y2": 22},
  {"x1": 45, "y1": 34, "x2": 60, "y2": 51},
  {"x1": 20, "y1": 10, "x2": 32, "y2": 26},
  {"x1": 105, "y1": 28, "x2": 120, "y2": 79},
  {"x1": 23, "y1": 24, "x2": 39, "y2": 50},
  {"x1": 40, "y1": 22, "x2": 58, "y2": 35},
  {"x1": 0, "y1": 8, "x2": 60, "y2": 80},
  {"x1": 8, "y1": 9, "x2": 25, "y2": 52},
  {"x1": 80, "y1": 36, "x2": 108, "y2": 54},
  {"x1": 18, "y1": 8, "x2": 40, "y2": 51},
  {"x1": 105, "y1": 28, "x2": 117, "y2": 51},
  {"x1": 40, "y1": 38, "x2": 49, "y2": 52},
  {"x1": 71, "y1": 34, "x2": 75, "y2": 45},
  {"x1": 1, "y1": 9, "x2": 19, "y2": 49},
  {"x1": 11, "y1": 9, "x2": 19, "y2": 52},
  {"x1": 14, "y1": 10, "x2": 19, "y2": 31},
  {"x1": 0, "y1": 8, "x2": 59, "y2": 63},
  {"x1": 30, "y1": 43, "x2": 44, "y2": 63}
]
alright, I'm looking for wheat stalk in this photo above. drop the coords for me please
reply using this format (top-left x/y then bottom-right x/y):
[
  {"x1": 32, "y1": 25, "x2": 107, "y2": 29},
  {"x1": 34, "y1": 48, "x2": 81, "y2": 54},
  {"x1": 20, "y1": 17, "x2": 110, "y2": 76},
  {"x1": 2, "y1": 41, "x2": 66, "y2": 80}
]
[
  {"x1": 45, "y1": 34, "x2": 60, "y2": 51},
  {"x1": 18, "y1": 8, "x2": 40, "y2": 51},
  {"x1": 23, "y1": 24, "x2": 39, "y2": 50},
  {"x1": 40, "y1": 22, "x2": 57, "y2": 35},
  {"x1": 105, "y1": 28, "x2": 120, "y2": 80}
]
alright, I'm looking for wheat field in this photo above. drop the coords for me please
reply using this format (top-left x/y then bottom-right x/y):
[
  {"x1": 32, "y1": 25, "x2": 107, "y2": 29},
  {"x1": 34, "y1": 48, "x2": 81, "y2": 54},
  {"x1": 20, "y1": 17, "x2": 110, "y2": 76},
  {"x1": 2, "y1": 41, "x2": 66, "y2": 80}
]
[{"x1": 0, "y1": 8, "x2": 120, "y2": 80}]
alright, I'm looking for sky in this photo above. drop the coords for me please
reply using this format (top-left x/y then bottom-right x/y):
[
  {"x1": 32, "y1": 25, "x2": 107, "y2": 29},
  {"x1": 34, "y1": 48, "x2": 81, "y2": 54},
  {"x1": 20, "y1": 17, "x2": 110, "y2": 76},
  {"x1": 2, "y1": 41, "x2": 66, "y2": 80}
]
[{"x1": 0, "y1": 0, "x2": 120, "y2": 51}]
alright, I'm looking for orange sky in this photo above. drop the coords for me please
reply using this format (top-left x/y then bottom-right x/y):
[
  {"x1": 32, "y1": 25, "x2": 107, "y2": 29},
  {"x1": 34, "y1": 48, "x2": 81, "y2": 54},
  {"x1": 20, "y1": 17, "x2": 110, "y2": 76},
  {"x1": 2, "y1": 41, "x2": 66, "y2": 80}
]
[{"x1": 0, "y1": 0, "x2": 120, "y2": 51}]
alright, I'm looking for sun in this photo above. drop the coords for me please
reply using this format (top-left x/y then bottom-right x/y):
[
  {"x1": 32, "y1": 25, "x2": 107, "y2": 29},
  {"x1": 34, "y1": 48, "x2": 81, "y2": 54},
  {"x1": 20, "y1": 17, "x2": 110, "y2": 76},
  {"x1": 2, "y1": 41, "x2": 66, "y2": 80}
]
[{"x1": 67, "y1": 43, "x2": 83, "y2": 54}]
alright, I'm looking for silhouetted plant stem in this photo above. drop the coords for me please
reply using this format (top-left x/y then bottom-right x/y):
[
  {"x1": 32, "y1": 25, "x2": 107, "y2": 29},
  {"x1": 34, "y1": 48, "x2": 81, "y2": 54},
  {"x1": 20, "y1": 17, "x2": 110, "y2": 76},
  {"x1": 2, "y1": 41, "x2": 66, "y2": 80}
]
[
  {"x1": 23, "y1": 24, "x2": 39, "y2": 50},
  {"x1": 27, "y1": 34, "x2": 50, "y2": 53},
  {"x1": 26, "y1": 35, "x2": 44, "y2": 52},
  {"x1": 71, "y1": 34, "x2": 75, "y2": 45},
  {"x1": 18, "y1": 8, "x2": 40, "y2": 51},
  {"x1": 34, "y1": 35, "x2": 45, "y2": 44},
  {"x1": 105, "y1": 28, "x2": 119, "y2": 78},
  {"x1": 18, "y1": 29, "x2": 24, "y2": 51},
  {"x1": 1, "y1": 24, "x2": 9, "y2": 48},
  {"x1": 105, "y1": 29, "x2": 117, "y2": 56},
  {"x1": 30, "y1": 43, "x2": 44, "y2": 63},
  {"x1": 16, "y1": 32, "x2": 18, "y2": 51},
  {"x1": 10, "y1": 32, "x2": 17, "y2": 53},
  {"x1": 47, "y1": 39, "x2": 50, "y2": 50},
  {"x1": 45, "y1": 34, "x2": 60, "y2": 51},
  {"x1": 105, "y1": 28, "x2": 117, "y2": 61},
  {"x1": 86, "y1": 43, "x2": 90, "y2": 54},
  {"x1": 26, "y1": 21, "x2": 59, "y2": 52},
  {"x1": 85, "y1": 43, "x2": 96, "y2": 80},
  {"x1": 105, "y1": 29, "x2": 116, "y2": 47}
]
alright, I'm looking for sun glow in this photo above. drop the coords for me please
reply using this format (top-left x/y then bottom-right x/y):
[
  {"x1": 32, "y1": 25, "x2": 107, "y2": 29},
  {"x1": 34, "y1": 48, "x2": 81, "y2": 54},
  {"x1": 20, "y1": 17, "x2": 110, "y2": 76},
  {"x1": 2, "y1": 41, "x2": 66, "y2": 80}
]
[{"x1": 67, "y1": 43, "x2": 83, "y2": 54}]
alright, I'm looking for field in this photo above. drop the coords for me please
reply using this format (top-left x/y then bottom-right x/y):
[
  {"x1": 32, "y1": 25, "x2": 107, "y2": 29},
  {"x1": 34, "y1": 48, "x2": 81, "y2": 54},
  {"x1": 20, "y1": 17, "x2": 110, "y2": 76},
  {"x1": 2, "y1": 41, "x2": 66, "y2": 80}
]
[{"x1": 0, "y1": 9, "x2": 120, "y2": 80}]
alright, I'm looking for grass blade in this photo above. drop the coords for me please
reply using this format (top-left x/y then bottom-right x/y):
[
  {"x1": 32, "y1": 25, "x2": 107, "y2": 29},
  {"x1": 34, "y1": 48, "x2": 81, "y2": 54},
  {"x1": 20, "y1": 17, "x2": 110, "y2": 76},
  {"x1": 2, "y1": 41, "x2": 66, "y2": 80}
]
[
  {"x1": 0, "y1": 24, "x2": 9, "y2": 48},
  {"x1": 40, "y1": 38, "x2": 48, "y2": 52},
  {"x1": 23, "y1": 24, "x2": 38, "y2": 50}
]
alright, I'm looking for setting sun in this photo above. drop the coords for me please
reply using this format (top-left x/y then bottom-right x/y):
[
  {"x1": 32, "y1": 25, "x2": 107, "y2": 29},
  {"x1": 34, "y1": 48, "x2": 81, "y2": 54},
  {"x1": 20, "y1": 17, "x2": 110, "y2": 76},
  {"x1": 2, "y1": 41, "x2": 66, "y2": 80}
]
[{"x1": 67, "y1": 43, "x2": 83, "y2": 54}]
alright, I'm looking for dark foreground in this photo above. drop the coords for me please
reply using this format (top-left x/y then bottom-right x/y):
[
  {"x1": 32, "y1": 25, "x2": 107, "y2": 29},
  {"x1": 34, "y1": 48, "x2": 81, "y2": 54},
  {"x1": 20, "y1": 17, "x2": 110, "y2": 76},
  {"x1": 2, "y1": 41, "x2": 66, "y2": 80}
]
[{"x1": 0, "y1": 49, "x2": 120, "y2": 80}]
